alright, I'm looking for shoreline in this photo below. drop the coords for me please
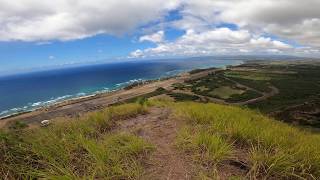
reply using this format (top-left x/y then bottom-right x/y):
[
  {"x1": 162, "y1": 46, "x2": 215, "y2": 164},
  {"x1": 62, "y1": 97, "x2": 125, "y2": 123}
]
[
  {"x1": 0, "y1": 63, "x2": 240, "y2": 126},
  {"x1": 0, "y1": 74, "x2": 178, "y2": 120},
  {"x1": 0, "y1": 63, "x2": 234, "y2": 121},
  {"x1": 0, "y1": 70, "x2": 193, "y2": 125}
]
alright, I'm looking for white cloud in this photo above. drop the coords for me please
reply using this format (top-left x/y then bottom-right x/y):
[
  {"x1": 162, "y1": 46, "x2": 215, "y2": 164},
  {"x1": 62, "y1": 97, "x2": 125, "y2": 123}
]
[
  {"x1": 48, "y1": 55, "x2": 55, "y2": 59},
  {"x1": 128, "y1": 49, "x2": 144, "y2": 58},
  {"x1": 0, "y1": 0, "x2": 180, "y2": 41},
  {"x1": 139, "y1": 31, "x2": 164, "y2": 43},
  {"x1": 1, "y1": 0, "x2": 320, "y2": 57},
  {"x1": 250, "y1": 37, "x2": 291, "y2": 49},
  {"x1": 266, "y1": 18, "x2": 320, "y2": 47},
  {"x1": 178, "y1": 0, "x2": 320, "y2": 48},
  {"x1": 130, "y1": 28, "x2": 295, "y2": 57}
]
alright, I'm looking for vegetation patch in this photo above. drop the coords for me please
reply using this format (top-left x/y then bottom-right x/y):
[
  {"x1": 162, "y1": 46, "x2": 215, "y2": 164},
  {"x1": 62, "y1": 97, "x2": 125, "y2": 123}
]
[
  {"x1": 226, "y1": 90, "x2": 262, "y2": 103},
  {"x1": 224, "y1": 71, "x2": 272, "y2": 81},
  {"x1": 168, "y1": 92, "x2": 201, "y2": 102},
  {"x1": 208, "y1": 86, "x2": 245, "y2": 99},
  {"x1": 174, "y1": 102, "x2": 320, "y2": 179},
  {"x1": 0, "y1": 103, "x2": 153, "y2": 179},
  {"x1": 247, "y1": 64, "x2": 320, "y2": 113},
  {"x1": 176, "y1": 126, "x2": 234, "y2": 178},
  {"x1": 189, "y1": 67, "x2": 217, "y2": 74},
  {"x1": 124, "y1": 87, "x2": 168, "y2": 103}
]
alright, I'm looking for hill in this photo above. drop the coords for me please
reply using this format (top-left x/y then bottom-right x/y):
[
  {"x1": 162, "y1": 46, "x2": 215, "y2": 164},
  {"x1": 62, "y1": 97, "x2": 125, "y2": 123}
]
[{"x1": 1, "y1": 99, "x2": 320, "y2": 179}]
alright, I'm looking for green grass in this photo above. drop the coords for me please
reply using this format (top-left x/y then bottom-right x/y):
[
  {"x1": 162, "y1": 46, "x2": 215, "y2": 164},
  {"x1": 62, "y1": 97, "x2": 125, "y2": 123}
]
[
  {"x1": 124, "y1": 87, "x2": 168, "y2": 103},
  {"x1": 0, "y1": 103, "x2": 153, "y2": 179},
  {"x1": 186, "y1": 74, "x2": 235, "y2": 96},
  {"x1": 189, "y1": 67, "x2": 217, "y2": 74},
  {"x1": 167, "y1": 92, "x2": 201, "y2": 102},
  {"x1": 208, "y1": 86, "x2": 245, "y2": 99},
  {"x1": 173, "y1": 102, "x2": 320, "y2": 179},
  {"x1": 3, "y1": 97, "x2": 320, "y2": 179},
  {"x1": 226, "y1": 64, "x2": 320, "y2": 113},
  {"x1": 226, "y1": 90, "x2": 262, "y2": 103},
  {"x1": 224, "y1": 71, "x2": 272, "y2": 81},
  {"x1": 177, "y1": 127, "x2": 233, "y2": 165},
  {"x1": 176, "y1": 126, "x2": 233, "y2": 178}
]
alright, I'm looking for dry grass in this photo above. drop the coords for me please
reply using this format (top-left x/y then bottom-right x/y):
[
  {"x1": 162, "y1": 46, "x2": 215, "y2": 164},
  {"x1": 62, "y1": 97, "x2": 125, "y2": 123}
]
[
  {"x1": 173, "y1": 102, "x2": 320, "y2": 179},
  {"x1": 0, "y1": 103, "x2": 153, "y2": 179},
  {"x1": 3, "y1": 100, "x2": 320, "y2": 179}
]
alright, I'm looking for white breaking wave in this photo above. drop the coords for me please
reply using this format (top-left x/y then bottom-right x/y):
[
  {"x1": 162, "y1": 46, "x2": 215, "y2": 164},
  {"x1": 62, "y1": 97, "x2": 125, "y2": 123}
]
[
  {"x1": 0, "y1": 94, "x2": 75, "y2": 118},
  {"x1": 115, "y1": 78, "x2": 144, "y2": 87}
]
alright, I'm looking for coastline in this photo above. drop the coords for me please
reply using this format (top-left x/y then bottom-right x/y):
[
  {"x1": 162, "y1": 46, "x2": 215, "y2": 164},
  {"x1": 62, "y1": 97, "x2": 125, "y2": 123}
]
[
  {"x1": 0, "y1": 62, "x2": 242, "y2": 126},
  {"x1": 0, "y1": 75, "x2": 176, "y2": 120},
  {"x1": 0, "y1": 72, "x2": 188, "y2": 127}
]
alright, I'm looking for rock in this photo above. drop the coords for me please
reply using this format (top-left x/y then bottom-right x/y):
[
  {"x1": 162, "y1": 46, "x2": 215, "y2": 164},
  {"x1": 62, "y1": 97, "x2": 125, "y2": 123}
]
[{"x1": 40, "y1": 120, "x2": 50, "y2": 127}]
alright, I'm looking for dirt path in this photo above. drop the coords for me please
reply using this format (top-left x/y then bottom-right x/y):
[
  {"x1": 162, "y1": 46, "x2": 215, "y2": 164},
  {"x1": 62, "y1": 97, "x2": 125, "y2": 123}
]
[
  {"x1": 116, "y1": 107, "x2": 193, "y2": 180},
  {"x1": 234, "y1": 85, "x2": 279, "y2": 105},
  {"x1": 171, "y1": 89, "x2": 227, "y2": 104},
  {"x1": 171, "y1": 84, "x2": 279, "y2": 106}
]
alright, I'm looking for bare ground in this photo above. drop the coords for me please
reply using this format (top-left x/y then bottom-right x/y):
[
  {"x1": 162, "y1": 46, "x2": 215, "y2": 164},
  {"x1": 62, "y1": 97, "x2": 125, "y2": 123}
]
[
  {"x1": 115, "y1": 107, "x2": 249, "y2": 179},
  {"x1": 116, "y1": 107, "x2": 194, "y2": 179}
]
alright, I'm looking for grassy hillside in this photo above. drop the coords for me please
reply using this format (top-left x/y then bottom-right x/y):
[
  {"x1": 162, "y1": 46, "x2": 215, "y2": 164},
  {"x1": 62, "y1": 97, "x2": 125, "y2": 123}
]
[
  {"x1": 0, "y1": 103, "x2": 153, "y2": 179},
  {"x1": 172, "y1": 102, "x2": 320, "y2": 179},
  {"x1": 2, "y1": 100, "x2": 320, "y2": 179}
]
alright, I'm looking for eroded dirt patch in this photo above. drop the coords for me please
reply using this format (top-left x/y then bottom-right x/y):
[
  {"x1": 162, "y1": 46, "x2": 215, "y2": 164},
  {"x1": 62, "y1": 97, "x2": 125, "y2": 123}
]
[{"x1": 116, "y1": 107, "x2": 193, "y2": 179}]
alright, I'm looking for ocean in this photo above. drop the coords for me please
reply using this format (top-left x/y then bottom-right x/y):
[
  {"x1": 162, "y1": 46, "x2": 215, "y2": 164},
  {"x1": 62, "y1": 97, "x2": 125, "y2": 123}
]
[{"x1": 0, "y1": 58, "x2": 242, "y2": 118}]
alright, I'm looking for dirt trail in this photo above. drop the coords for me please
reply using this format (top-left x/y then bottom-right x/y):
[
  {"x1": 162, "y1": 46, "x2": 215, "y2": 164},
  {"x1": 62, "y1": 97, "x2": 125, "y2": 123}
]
[
  {"x1": 116, "y1": 107, "x2": 193, "y2": 180},
  {"x1": 234, "y1": 85, "x2": 279, "y2": 105},
  {"x1": 171, "y1": 84, "x2": 279, "y2": 106}
]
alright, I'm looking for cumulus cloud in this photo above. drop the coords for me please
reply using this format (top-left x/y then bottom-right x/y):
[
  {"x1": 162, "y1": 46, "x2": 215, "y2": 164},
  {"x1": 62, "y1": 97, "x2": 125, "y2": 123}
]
[
  {"x1": 128, "y1": 49, "x2": 144, "y2": 58},
  {"x1": 139, "y1": 31, "x2": 164, "y2": 43},
  {"x1": 129, "y1": 0, "x2": 320, "y2": 57},
  {"x1": 0, "y1": 0, "x2": 180, "y2": 41},
  {"x1": 250, "y1": 37, "x2": 292, "y2": 49},
  {"x1": 1, "y1": 0, "x2": 320, "y2": 57},
  {"x1": 178, "y1": 0, "x2": 320, "y2": 48},
  {"x1": 130, "y1": 28, "x2": 295, "y2": 57}
]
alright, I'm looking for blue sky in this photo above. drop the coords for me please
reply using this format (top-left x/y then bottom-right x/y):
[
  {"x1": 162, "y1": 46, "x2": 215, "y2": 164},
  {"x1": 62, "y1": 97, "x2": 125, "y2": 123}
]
[
  {"x1": 0, "y1": 0, "x2": 319, "y2": 75},
  {"x1": 0, "y1": 28, "x2": 186, "y2": 74},
  {"x1": 0, "y1": 35, "x2": 153, "y2": 72}
]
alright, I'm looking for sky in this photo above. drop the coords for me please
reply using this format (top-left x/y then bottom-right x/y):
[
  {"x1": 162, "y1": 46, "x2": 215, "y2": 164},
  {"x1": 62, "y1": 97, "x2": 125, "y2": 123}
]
[{"x1": 1, "y1": 0, "x2": 320, "y2": 75}]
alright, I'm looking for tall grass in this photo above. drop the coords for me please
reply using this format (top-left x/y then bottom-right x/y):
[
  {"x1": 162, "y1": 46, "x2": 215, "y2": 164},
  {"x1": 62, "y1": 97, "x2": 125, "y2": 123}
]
[
  {"x1": 176, "y1": 125, "x2": 233, "y2": 179},
  {"x1": 174, "y1": 102, "x2": 320, "y2": 179},
  {"x1": 176, "y1": 127, "x2": 233, "y2": 166},
  {"x1": 0, "y1": 103, "x2": 152, "y2": 179}
]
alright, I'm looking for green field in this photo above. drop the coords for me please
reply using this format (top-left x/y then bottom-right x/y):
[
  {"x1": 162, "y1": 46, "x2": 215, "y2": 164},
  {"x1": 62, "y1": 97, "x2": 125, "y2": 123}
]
[
  {"x1": 177, "y1": 72, "x2": 263, "y2": 103},
  {"x1": 243, "y1": 63, "x2": 320, "y2": 112},
  {"x1": 227, "y1": 62, "x2": 320, "y2": 127},
  {"x1": 208, "y1": 86, "x2": 245, "y2": 99},
  {"x1": 224, "y1": 71, "x2": 272, "y2": 81},
  {"x1": 169, "y1": 61, "x2": 320, "y2": 127}
]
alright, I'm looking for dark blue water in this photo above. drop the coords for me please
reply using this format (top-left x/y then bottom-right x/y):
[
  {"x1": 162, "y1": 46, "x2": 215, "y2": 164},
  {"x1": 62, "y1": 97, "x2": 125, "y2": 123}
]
[{"x1": 0, "y1": 58, "x2": 242, "y2": 117}]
